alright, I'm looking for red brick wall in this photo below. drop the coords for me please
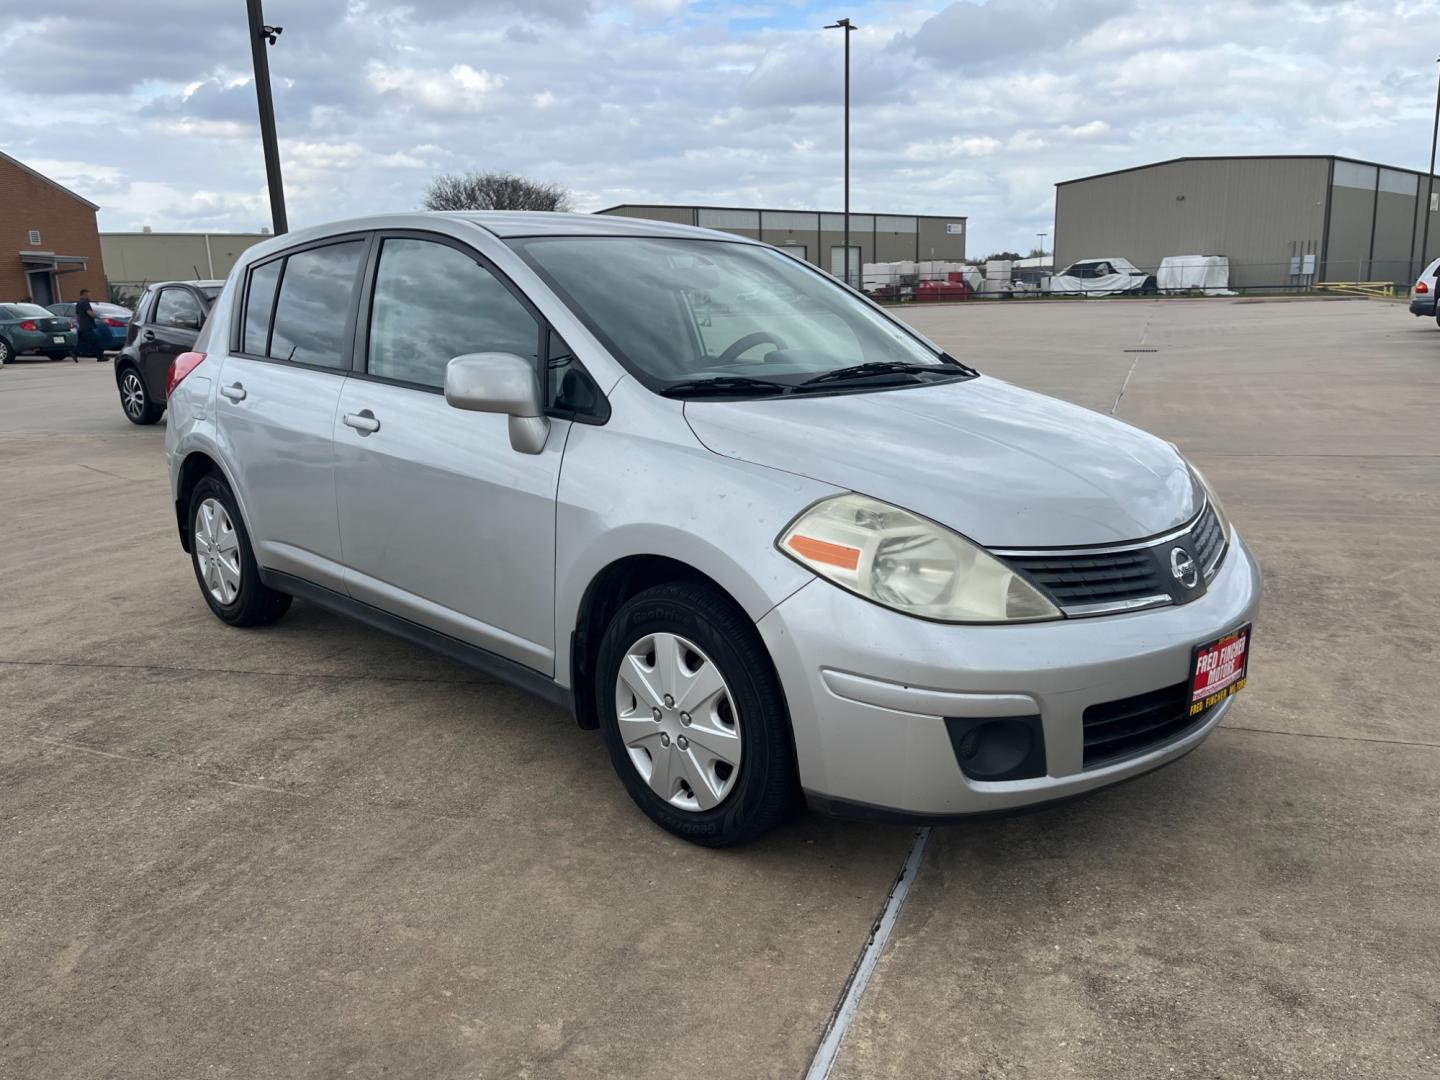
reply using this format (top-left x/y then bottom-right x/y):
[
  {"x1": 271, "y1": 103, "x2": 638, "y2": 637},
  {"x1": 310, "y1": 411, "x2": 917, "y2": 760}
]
[{"x1": 0, "y1": 156, "x2": 107, "y2": 304}]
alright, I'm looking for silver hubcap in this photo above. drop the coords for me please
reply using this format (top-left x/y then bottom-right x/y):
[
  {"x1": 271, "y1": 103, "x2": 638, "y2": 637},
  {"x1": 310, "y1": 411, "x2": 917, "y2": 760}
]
[
  {"x1": 122, "y1": 372, "x2": 145, "y2": 417},
  {"x1": 614, "y1": 633, "x2": 742, "y2": 812},
  {"x1": 194, "y1": 498, "x2": 241, "y2": 605}
]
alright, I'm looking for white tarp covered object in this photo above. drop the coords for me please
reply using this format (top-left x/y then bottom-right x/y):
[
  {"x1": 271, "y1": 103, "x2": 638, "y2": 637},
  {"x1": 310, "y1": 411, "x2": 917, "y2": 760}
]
[
  {"x1": 1157, "y1": 255, "x2": 1233, "y2": 295},
  {"x1": 1050, "y1": 256, "x2": 1154, "y2": 297}
]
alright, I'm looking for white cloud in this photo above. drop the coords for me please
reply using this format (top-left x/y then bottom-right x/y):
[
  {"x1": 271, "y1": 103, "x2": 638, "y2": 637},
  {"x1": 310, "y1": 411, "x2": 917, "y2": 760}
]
[{"x1": 366, "y1": 62, "x2": 506, "y2": 112}]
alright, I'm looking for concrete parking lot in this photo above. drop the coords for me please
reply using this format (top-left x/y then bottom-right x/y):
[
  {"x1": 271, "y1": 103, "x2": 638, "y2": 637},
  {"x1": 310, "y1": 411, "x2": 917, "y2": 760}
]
[{"x1": 2, "y1": 297, "x2": 1437, "y2": 1079}]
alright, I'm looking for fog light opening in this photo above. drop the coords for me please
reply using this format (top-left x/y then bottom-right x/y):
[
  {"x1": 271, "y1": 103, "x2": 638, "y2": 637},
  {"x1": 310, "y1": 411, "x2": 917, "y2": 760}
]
[{"x1": 945, "y1": 715, "x2": 1047, "y2": 782}]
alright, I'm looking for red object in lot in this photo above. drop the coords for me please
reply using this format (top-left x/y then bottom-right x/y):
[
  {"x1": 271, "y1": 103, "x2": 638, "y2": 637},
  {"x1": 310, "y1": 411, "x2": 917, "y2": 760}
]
[
  {"x1": 914, "y1": 279, "x2": 971, "y2": 303},
  {"x1": 19, "y1": 319, "x2": 37, "y2": 331},
  {"x1": 102, "y1": 317, "x2": 127, "y2": 327},
  {"x1": 167, "y1": 351, "x2": 207, "y2": 398}
]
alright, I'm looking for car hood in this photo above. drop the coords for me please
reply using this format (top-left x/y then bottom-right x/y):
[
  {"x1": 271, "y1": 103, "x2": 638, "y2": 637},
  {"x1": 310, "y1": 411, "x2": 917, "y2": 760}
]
[{"x1": 682, "y1": 376, "x2": 1197, "y2": 547}]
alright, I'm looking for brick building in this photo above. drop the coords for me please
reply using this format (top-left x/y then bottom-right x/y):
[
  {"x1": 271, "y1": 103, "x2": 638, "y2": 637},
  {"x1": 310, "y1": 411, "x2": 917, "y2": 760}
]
[{"x1": 1, "y1": 150, "x2": 106, "y2": 306}]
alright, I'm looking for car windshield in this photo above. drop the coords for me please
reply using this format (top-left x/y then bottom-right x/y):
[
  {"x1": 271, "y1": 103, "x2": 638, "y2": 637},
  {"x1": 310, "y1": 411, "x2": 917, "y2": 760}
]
[
  {"x1": 5, "y1": 304, "x2": 54, "y2": 318},
  {"x1": 93, "y1": 303, "x2": 130, "y2": 317},
  {"x1": 512, "y1": 236, "x2": 972, "y2": 395}
]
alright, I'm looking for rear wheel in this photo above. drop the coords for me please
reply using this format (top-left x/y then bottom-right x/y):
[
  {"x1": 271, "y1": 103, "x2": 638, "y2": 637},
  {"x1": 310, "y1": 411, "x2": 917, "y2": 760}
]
[
  {"x1": 596, "y1": 582, "x2": 797, "y2": 846},
  {"x1": 0, "y1": 339, "x2": 11, "y2": 365},
  {"x1": 46, "y1": 350, "x2": 70, "y2": 362},
  {"x1": 188, "y1": 475, "x2": 292, "y2": 627},
  {"x1": 118, "y1": 365, "x2": 164, "y2": 425}
]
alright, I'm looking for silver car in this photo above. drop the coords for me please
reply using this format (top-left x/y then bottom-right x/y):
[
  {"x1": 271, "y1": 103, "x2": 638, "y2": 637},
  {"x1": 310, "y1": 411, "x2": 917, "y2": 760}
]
[{"x1": 165, "y1": 212, "x2": 1260, "y2": 846}]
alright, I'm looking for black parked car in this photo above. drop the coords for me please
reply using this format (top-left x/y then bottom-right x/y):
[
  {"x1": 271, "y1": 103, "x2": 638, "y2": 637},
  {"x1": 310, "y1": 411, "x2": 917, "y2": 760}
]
[{"x1": 114, "y1": 280, "x2": 223, "y2": 424}]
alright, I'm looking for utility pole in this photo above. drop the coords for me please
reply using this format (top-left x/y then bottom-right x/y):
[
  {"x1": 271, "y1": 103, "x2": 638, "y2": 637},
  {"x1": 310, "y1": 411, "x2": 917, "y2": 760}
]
[
  {"x1": 825, "y1": 18, "x2": 858, "y2": 287},
  {"x1": 1419, "y1": 57, "x2": 1440, "y2": 280},
  {"x1": 246, "y1": 0, "x2": 288, "y2": 234}
]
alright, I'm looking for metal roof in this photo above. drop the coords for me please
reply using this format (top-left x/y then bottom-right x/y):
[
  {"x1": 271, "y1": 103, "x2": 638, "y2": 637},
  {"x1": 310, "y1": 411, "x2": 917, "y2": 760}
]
[
  {"x1": 595, "y1": 202, "x2": 967, "y2": 221},
  {"x1": 1055, "y1": 154, "x2": 1440, "y2": 187}
]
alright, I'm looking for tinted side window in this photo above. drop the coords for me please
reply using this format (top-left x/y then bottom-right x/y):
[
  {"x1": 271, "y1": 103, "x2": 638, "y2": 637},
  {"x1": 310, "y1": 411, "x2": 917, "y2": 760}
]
[
  {"x1": 243, "y1": 260, "x2": 281, "y2": 354},
  {"x1": 268, "y1": 241, "x2": 366, "y2": 368},
  {"x1": 367, "y1": 237, "x2": 539, "y2": 388},
  {"x1": 155, "y1": 288, "x2": 203, "y2": 329}
]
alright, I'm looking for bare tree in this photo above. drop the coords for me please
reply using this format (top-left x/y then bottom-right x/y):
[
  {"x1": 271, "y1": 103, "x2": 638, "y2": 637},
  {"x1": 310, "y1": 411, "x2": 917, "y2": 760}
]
[{"x1": 423, "y1": 172, "x2": 573, "y2": 212}]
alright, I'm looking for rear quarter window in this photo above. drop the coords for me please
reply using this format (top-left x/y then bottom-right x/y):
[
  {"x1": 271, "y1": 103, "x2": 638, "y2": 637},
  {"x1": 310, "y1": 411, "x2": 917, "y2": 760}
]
[{"x1": 266, "y1": 241, "x2": 367, "y2": 368}]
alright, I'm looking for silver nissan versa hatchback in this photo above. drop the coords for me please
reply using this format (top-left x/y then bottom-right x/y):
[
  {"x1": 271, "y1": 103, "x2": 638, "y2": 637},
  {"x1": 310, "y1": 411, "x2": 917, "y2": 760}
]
[{"x1": 165, "y1": 212, "x2": 1259, "y2": 846}]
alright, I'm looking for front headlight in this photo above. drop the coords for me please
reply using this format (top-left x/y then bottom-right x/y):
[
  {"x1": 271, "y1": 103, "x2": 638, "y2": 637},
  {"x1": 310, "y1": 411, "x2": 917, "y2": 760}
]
[
  {"x1": 1189, "y1": 465, "x2": 1232, "y2": 542},
  {"x1": 778, "y1": 493, "x2": 1061, "y2": 623}
]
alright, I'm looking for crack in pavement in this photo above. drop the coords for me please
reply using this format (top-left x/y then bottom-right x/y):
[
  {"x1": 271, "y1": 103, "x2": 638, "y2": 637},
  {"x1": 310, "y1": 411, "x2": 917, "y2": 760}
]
[{"x1": 1220, "y1": 724, "x2": 1440, "y2": 750}]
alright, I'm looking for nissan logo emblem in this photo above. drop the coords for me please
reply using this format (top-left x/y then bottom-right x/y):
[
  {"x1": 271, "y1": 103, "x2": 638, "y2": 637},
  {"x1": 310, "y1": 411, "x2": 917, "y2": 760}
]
[{"x1": 1170, "y1": 547, "x2": 1199, "y2": 589}]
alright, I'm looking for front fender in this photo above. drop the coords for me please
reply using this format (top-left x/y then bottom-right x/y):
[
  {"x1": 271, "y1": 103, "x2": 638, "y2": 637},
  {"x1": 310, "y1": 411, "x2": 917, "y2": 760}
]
[{"x1": 552, "y1": 416, "x2": 841, "y2": 689}]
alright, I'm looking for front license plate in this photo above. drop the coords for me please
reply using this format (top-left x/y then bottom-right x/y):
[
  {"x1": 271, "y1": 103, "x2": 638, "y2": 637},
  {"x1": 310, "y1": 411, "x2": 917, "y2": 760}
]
[
  {"x1": 53, "y1": 335, "x2": 65, "y2": 344},
  {"x1": 1189, "y1": 624, "x2": 1250, "y2": 718}
]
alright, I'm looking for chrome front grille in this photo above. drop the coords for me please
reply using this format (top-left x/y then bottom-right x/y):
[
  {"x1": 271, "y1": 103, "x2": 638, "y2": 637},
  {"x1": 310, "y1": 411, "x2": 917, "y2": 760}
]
[{"x1": 994, "y1": 501, "x2": 1228, "y2": 617}]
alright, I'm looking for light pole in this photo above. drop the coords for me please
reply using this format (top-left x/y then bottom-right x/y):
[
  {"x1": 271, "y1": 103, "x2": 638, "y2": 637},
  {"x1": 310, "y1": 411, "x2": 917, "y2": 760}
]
[
  {"x1": 825, "y1": 17, "x2": 858, "y2": 286},
  {"x1": 246, "y1": 0, "x2": 288, "y2": 234},
  {"x1": 1419, "y1": 57, "x2": 1440, "y2": 281},
  {"x1": 1037, "y1": 232, "x2": 1048, "y2": 257}
]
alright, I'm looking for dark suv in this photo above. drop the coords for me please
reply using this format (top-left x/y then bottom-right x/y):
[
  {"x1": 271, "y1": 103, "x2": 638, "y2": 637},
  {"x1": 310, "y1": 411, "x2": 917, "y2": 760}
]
[{"x1": 114, "y1": 280, "x2": 223, "y2": 424}]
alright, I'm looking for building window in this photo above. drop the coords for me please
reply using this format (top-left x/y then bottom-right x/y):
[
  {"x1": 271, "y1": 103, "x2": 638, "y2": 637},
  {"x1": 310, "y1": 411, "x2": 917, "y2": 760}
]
[{"x1": 27, "y1": 230, "x2": 41, "y2": 246}]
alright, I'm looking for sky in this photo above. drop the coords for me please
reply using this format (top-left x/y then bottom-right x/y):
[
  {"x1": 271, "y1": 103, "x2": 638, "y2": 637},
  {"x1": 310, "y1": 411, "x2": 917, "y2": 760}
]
[{"x1": 3, "y1": 0, "x2": 1438, "y2": 256}]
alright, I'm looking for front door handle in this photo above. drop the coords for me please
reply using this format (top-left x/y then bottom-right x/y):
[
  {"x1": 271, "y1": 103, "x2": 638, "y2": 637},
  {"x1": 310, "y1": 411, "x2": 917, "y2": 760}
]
[
  {"x1": 343, "y1": 409, "x2": 381, "y2": 435},
  {"x1": 143, "y1": 330, "x2": 155, "y2": 341},
  {"x1": 220, "y1": 383, "x2": 247, "y2": 402}
]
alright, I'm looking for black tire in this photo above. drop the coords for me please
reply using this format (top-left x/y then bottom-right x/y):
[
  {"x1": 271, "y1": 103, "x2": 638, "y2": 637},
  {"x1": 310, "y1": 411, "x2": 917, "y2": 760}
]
[
  {"x1": 188, "y1": 474, "x2": 292, "y2": 627},
  {"x1": 0, "y1": 339, "x2": 11, "y2": 365},
  {"x1": 118, "y1": 364, "x2": 164, "y2": 425},
  {"x1": 46, "y1": 351, "x2": 70, "y2": 362},
  {"x1": 595, "y1": 581, "x2": 797, "y2": 846}
]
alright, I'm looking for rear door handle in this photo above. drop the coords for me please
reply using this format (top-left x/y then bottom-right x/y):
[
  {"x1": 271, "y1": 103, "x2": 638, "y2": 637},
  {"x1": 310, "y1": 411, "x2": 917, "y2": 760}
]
[
  {"x1": 220, "y1": 383, "x2": 246, "y2": 402},
  {"x1": 143, "y1": 330, "x2": 155, "y2": 341},
  {"x1": 343, "y1": 409, "x2": 380, "y2": 435}
]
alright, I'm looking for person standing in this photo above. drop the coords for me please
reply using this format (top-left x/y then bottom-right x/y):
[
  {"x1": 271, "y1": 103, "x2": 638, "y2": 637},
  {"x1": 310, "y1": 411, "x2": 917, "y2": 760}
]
[{"x1": 75, "y1": 289, "x2": 106, "y2": 363}]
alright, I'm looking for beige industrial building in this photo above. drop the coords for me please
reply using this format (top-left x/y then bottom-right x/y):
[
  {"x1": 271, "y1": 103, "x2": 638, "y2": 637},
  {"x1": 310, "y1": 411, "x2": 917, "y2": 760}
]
[
  {"x1": 101, "y1": 230, "x2": 272, "y2": 294},
  {"x1": 1054, "y1": 155, "x2": 1440, "y2": 289},
  {"x1": 597, "y1": 204, "x2": 967, "y2": 282}
]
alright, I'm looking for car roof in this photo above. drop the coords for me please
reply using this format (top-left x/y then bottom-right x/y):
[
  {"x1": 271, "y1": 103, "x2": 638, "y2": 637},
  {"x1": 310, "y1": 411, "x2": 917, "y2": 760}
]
[
  {"x1": 440, "y1": 211, "x2": 737, "y2": 241},
  {"x1": 144, "y1": 280, "x2": 225, "y2": 290},
  {"x1": 242, "y1": 211, "x2": 754, "y2": 253}
]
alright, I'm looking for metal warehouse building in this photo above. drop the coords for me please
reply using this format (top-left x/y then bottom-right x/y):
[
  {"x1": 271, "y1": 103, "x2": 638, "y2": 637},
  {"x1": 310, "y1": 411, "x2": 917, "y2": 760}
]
[
  {"x1": 100, "y1": 230, "x2": 272, "y2": 295},
  {"x1": 1055, "y1": 156, "x2": 1440, "y2": 290},
  {"x1": 597, "y1": 204, "x2": 967, "y2": 282}
]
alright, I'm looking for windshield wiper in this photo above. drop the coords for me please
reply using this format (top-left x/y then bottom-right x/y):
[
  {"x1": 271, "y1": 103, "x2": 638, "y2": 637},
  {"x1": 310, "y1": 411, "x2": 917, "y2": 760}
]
[
  {"x1": 658, "y1": 376, "x2": 794, "y2": 398},
  {"x1": 798, "y1": 361, "x2": 966, "y2": 387}
]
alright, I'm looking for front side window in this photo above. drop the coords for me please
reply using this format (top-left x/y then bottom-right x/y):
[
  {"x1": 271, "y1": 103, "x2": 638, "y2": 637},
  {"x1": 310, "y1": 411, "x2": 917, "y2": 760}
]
[
  {"x1": 512, "y1": 236, "x2": 968, "y2": 397},
  {"x1": 366, "y1": 237, "x2": 538, "y2": 388},
  {"x1": 155, "y1": 288, "x2": 203, "y2": 329},
  {"x1": 268, "y1": 240, "x2": 366, "y2": 368}
]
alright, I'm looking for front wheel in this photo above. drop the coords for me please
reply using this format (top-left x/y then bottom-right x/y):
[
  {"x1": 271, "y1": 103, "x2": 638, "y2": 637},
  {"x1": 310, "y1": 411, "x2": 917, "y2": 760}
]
[
  {"x1": 118, "y1": 366, "x2": 164, "y2": 425},
  {"x1": 188, "y1": 475, "x2": 292, "y2": 627},
  {"x1": 596, "y1": 582, "x2": 797, "y2": 846}
]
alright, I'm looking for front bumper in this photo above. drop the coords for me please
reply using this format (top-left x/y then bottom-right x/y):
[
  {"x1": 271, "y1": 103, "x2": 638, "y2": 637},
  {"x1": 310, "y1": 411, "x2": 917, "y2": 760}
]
[
  {"x1": 758, "y1": 531, "x2": 1262, "y2": 818},
  {"x1": 1410, "y1": 296, "x2": 1436, "y2": 317}
]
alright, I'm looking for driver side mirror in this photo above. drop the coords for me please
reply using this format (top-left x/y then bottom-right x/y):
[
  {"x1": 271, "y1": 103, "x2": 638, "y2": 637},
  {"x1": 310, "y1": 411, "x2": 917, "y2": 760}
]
[{"x1": 444, "y1": 352, "x2": 550, "y2": 454}]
